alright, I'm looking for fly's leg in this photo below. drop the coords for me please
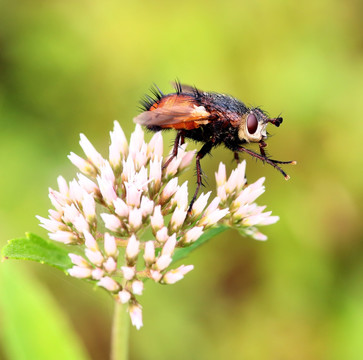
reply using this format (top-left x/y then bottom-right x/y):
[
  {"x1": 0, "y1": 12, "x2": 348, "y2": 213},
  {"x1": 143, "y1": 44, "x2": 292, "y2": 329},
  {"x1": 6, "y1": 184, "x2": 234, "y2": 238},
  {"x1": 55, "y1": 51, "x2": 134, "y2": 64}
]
[
  {"x1": 237, "y1": 146, "x2": 295, "y2": 180},
  {"x1": 162, "y1": 130, "x2": 185, "y2": 170},
  {"x1": 188, "y1": 142, "x2": 214, "y2": 213},
  {"x1": 259, "y1": 140, "x2": 268, "y2": 158},
  {"x1": 259, "y1": 141, "x2": 295, "y2": 165}
]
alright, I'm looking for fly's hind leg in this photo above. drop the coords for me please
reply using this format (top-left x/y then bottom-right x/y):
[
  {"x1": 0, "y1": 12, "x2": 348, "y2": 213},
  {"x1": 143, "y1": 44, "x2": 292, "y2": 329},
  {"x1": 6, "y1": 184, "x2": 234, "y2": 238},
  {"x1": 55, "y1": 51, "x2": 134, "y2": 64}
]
[
  {"x1": 162, "y1": 130, "x2": 185, "y2": 170},
  {"x1": 188, "y1": 142, "x2": 214, "y2": 213}
]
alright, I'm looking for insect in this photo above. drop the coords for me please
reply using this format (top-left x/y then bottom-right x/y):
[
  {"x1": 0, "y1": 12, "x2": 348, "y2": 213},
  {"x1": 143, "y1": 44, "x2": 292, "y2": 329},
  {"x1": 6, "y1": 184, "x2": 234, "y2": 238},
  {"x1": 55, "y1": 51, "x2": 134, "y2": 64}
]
[{"x1": 134, "y1": 81, "x2": 296, "y2": 212}]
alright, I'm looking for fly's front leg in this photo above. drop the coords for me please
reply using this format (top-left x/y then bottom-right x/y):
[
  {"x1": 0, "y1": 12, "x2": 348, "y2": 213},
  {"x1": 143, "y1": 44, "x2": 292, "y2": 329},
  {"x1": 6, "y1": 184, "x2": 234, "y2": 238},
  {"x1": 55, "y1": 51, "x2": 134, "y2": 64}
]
[
  {"x1": 259, "y1": 140, "x2": 268, "y2": 158},
  {"x1": 237, "y1": 145, "x2": 292, "y2": 180}
]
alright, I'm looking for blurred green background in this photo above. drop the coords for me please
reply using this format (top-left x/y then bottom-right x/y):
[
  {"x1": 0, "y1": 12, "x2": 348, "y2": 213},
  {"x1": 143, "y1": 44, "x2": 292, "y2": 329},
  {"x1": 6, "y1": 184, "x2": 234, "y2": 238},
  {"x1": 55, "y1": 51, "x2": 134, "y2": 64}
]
[{"x1": 1, "y1": 0, "x2": 362, "y2": 359}]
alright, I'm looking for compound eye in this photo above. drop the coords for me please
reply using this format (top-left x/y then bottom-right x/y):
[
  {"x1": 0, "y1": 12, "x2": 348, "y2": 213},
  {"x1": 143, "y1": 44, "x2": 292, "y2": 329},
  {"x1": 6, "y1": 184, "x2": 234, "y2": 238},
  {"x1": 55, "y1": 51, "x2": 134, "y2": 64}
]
[{"x1": 247, "y1": 113, "x2": 258, "y2": 134}]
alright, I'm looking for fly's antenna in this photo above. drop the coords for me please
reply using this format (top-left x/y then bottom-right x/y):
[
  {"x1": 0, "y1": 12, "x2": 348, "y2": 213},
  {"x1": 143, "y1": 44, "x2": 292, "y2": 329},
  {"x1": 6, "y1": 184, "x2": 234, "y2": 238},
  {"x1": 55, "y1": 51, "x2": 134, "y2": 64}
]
[{"x1": 268, "y1": 117, "x2": 283, "y2": 127}]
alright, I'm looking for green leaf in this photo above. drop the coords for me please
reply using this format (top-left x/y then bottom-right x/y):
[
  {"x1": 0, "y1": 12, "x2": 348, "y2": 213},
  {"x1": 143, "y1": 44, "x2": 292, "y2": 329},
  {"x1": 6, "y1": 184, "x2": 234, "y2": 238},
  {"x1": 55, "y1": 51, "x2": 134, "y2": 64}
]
[
  {"x1": 0, "y1": 264, "x2": 91, "y2": 360},
  {"x1": 2, "y1": 233, "x2": 72, "y2": 271},
  {"x1": 172, "y1": 225, "x2": 229, "y2": 264}
]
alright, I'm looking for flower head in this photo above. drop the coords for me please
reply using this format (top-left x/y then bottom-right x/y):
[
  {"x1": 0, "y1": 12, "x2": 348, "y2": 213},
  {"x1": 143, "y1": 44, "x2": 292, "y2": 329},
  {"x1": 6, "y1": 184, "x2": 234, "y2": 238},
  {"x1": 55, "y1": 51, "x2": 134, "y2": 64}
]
[{"x1": 38, "y1": 122, "x2": 279, "y2": 329}]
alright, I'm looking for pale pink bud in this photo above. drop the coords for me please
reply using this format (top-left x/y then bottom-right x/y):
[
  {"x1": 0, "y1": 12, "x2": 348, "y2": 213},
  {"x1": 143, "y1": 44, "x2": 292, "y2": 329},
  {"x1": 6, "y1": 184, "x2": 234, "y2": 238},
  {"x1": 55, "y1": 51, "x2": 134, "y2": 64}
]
[
  {"x1": 252, "y1": 231, "x2": 268, "y2": 241},
  {"x1": 155, "y1": 254, "x2": 172, "y2": 271},
  {"x1": 101, "y1": 213, "x2": 121, "y2": 232},
  {"x1": 134, "y1": 143, "x2": 148, "y2": 169},
  {"x1": 121, "y1": 266, "x2": 136, "y2": 280},
  {"x1": 147, "y1": 132, "x2": 163, "y2": 160},
  {"x1": 172, "y1": 181, "x2": 189, "y2": 210},
  {"x1": 85, "y1": 249, "x2": 104, "y2": 266},
  {"x1": 98, "y1": 276, "x2": 120, "y2": 292},
  {"x1": 259, "y1": 215, "x2": 279, "y2": 226},
  {"x1": 73, "y1": 214, "x2": 90, "y2": 233},
  {"x1": 234, "y1": 161, "x2": 246, "y2": 190},
  {"x1": 68, "y1": 152, "x2": 96, "y2": 176},
  {"x1": 134, "y1": 166, "x2": 149, "y2": 191},
  {"x1": 165, "y1": 155, "x2": 182, "y2": 177},
  {"x1": 217, "y1": 185, "x2": 227, "y2": 201},
  {"x1": 215, "y1": 162, "x2": 226, "y2": 187},
  {"x1": 126, "y1": 234, "x2": 140, "y2": 261},
  {"x1": 150, "y1": 205, "x2": 164, "y2": 231},
  {"x1": 128, "y1": 208, "x2": 142, "y2": 230},
  {"x1": 113, "y1": 198, "x2": 129, "y2": 217},
  {"x1": 203, "y1": 196, "x2": 221, "y2": 216},
  {"x1": 129, "y1": 124, "x2": 144, "y2": 148},
  {"x1": 191, "y1": 192, "x2": 211, "y2": 217},
  {"x1": 79, "y1": 133, "x2": 105, "y2": 169},
  {"x1": 140, "y1": 196, "x2": 154, "y2": 217},
  {"x1": 170, "y1": 206, "x2": 187, "y2": 231},
  {"x1": 69, "y1": 253, "x2": 89, "y2": 267},
  {"x1": 82, "y1": 192, "x2": 96, "y2": 222},
  {"x1": 184, "y1": 226, "x2": 204, "y2": 243},
  {"x1": 109, "y1": 121, "x2": 128, "y2": 169},
  {"x1": 129, "y1": 125, "x2": 145, "y2": 160},
  {"x1": 84, "y1": 230, "x2": 98, "y2": 251},
  {"x1": 162, "y1": 234, "x2": 177, "y2": 256},
  {"x1": 49, "y1": 188, "x2": 68, "y2": 207},
  {"x1": 156, "y1": 227, "x2": 169, "y2": 243},
  {"x1": 162, "y1": 264, "x2": 194, "y2": 284},
  {"x1": 225, "y1": 168, "x2": 239, "y2": 193},
  {"x1": 199, "y1": 208, "x2": 229, "y2": 227},
  {"x1": 69, "y1": 180, "x2": 84, "y2": 203},
  {"x1": 37, "y1": 216, "x2": 64, "y2": 232},
  {"x1": 150, "y1": 270, "x2": 162, "y2": 282},
  {"x1": 49, "y1": 231, "x2": 77, "y2": 244},
  {"x1": 233, "y1": 204, "x2": 247, "y2": 220},
  {"x1": 179, "y1": 150, "x2": 195, "y2": 170},
  {"x1": 122, "y1": 156, "x2": 136, "y2": 183},
  {"x1": 260, "y1": 216, "x2": 280, "y2": 225},
  {"x1": 160, "y1": 178, "x2": 178, "y2": 203},
  {"x1": 77, "y1": 173, "x2": 99, "y2": 194},
  {"x1": 49, "y1": 209, "x2": 62, "y2": 221},
  {"x1": 68, "y1": 266, "x2": 92, "y2": 278},
  {"x1": 57, "y1": 176, "x2": 69, "y2": 197},
  {"x1": 143, "y1": 241, "x2": 155, "y2": 265},
  {"x1": 243, "y1": 213, "x2": 279, "y2": 227},
  {"x1": 92, "y1": 268, "x2": 104, "y2": 280},
  {"x1": 63, "y1": 204, "x2": 80, "y2": 223},
  {"x1": 132, "y1": 280, "x2": 144, "y2": 295},
  {"x1": 129, "y1": 303, "x2": 143, "y2": 330},
  {"x1": 125, "y1": 182, "x2": 142, "y2": 207},
  {"x1": 118, "y1": 290, "x2": 131, "y2": 304},
  {"x1": 103, "y1": 257, "x2": 117, "y2": 273},
  {"x1": 234, "y1": 178, "x2": 265, "y2": 206},
  {"x1": 149, "y1": 158, "x2": 162, "y2": 190},
  {"x1": 104, "y1": 233, "x2": 118, "y2": 257},
  {"x1": 100, "y1": 161, "x2": 115, "y2": 183},
  {"x1": 48, "y1": 190, "x2": 64, "y2": 211},
  {"x1": 97, "y1": 176, "x2": 117, "y2": 205}
]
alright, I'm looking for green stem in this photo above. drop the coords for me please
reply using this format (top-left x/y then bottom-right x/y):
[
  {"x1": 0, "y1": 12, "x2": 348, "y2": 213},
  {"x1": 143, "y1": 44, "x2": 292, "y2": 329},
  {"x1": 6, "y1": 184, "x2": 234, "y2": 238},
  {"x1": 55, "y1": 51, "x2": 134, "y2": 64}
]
[{"x1": 111, "y1": 301, "x2": 130, "y2": 360}]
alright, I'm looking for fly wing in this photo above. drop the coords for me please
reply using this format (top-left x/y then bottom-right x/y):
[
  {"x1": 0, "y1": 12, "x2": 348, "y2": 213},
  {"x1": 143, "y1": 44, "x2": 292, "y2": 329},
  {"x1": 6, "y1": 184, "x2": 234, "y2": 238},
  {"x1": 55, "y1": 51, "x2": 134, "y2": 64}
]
[
  {"x1": 134, "y1": 105, "x2": 211, "y2": 130},
  {"x1": 134, "y1": 92, "x2": 212, "y2": 130}
]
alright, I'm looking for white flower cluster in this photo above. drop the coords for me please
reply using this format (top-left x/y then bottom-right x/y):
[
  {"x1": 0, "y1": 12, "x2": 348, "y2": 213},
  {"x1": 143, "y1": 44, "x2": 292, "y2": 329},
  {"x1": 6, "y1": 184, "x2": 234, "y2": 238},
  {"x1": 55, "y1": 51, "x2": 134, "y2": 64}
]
[{"x1": 37, "y1": 122, "x2": 278, "y2": 329}]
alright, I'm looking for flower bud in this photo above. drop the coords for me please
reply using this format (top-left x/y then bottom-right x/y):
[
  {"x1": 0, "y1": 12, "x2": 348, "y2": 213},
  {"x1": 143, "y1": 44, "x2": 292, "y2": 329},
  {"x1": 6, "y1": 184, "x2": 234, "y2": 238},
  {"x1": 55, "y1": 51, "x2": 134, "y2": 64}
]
[{"x1": 98, "y1": 276, "x2": 120, "y2": 292}]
